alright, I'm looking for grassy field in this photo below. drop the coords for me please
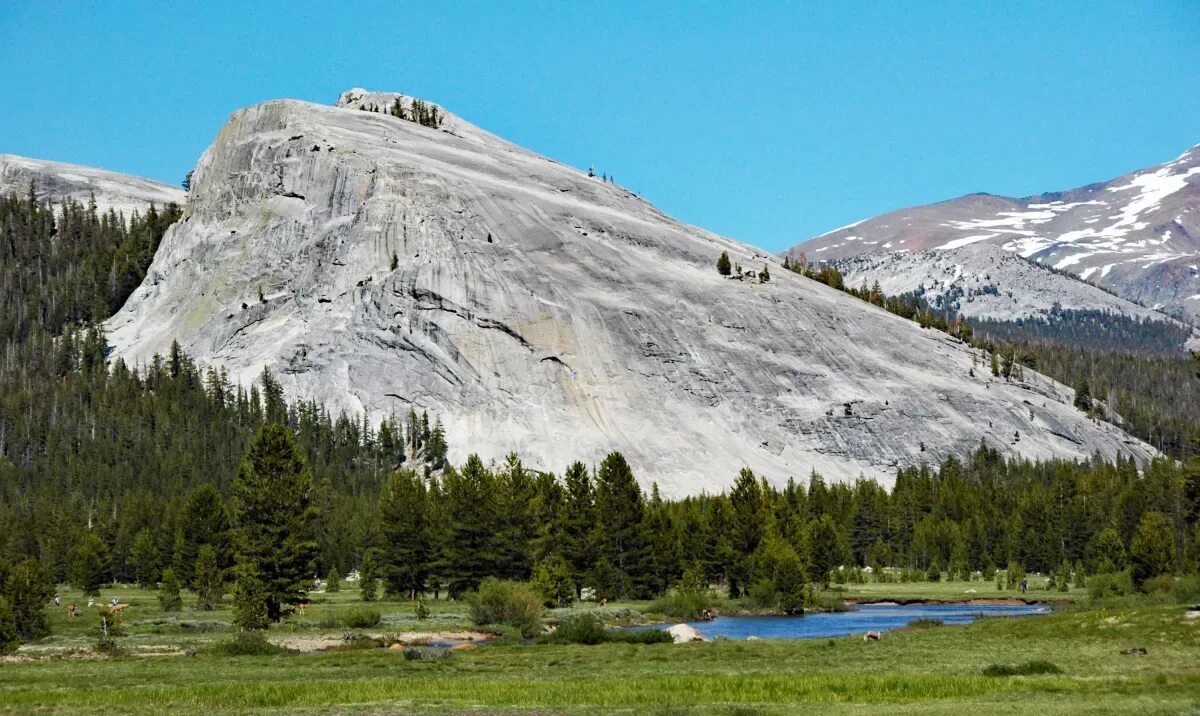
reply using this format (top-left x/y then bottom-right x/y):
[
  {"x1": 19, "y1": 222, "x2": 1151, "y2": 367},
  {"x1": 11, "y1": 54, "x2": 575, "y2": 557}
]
[
  {"x1": 1, "y1": 583, "x2": 1197, "y2": 714},
  {"x1": 837, "y1": 574, "x2": 1082, "y2": 602}
]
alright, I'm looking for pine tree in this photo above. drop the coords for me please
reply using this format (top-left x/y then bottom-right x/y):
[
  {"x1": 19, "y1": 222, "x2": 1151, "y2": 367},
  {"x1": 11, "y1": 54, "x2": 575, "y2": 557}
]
[
  {"x1": 177, "y1": 484, "x2": 233, "y2": 587},
  {"x1": 232, "y1": 563, "x2": 270, "y2": 631},
  {"x1": 3, "y1": 560, "x2": 51, "y2": 642},
  {"x1": 530, "y1": 555, "x2": 575, "y2": 607},
  {"x1": 1130, "y1": 511, "x2": 1175, "y2": 586},
  {"x1": 232, "y1": 424, "x2": 319, "y2": 622},
  {"x1": 717, "y1": 252, "x2": 732, "y2": 276},
  {"x1": 442, "y1": 454, "x2": 499, "y2": 597},
  {"x1": 158, "y1": 568, "x2": 183, "y2": 611},
  {"x1": 806, "y1": 515, "x2": 847, "y2": 587},
  {"x1": 325, "y1": 568, "x2": 341, "y2": 593},
  {"x1": 561, "y1": 461, "x2": 596, "y2": 595},
  {"x1": 0, "y1": 597, "x2": 18, "y2": 655},
  {"x1": 593, "y1": 452, "x2": 647, "y2": 598},
  {"x1": 359, "y1": 549, "x2": 380, "y2": 602},
  {"x1": 68, "y1": 532, "x2": 110, "y2": 597},
  {"x1": 760, "y1": 264, "x2": 770, "y2": 282},
  {"x1": 379, "y1": 469, "x2": 432, "y2": 599},
  {"x1": 1088, "y1": 527, "x2": 1127, "y2": 573},
  {"x1": 990, "y1": 351, "x2": 1000, "y2": 378},
  {"x1": 129, "y1": 528, "x2": 160, "y2": 588},
  {"x1": 194, "y1": 545, "x2": 224, "y2": 611},
  {"x1": 1074, "y1": 380, "x2": 1092, "y2": 412}
]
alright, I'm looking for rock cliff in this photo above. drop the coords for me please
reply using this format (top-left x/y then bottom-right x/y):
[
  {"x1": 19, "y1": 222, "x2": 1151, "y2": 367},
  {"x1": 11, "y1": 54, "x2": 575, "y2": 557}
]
[{"x1": 106, "y1": 89, "x2": 1156, "y2": 494}]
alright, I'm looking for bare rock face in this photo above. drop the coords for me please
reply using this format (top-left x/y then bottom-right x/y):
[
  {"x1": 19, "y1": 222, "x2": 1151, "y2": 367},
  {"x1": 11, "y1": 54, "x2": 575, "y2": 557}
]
[
  {"x1": 791, "y1": 145, "x2": 1200, "y2": 323},
  {"x1": 105, "y1": 90, "x2": 1156, "y2": 495},
  {"x1": 0, "y1": 154, "x2": 184, "y2": 216}
]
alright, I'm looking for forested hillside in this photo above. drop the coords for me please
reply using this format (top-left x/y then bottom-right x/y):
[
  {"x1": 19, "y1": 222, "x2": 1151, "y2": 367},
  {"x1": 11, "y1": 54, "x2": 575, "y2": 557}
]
[
  {"x1": 0, "y1": 194, "x2": 1196, "y2": 629},
  {"x1": 799, "y1": 260, "x2": 1200, "y2": 459}
]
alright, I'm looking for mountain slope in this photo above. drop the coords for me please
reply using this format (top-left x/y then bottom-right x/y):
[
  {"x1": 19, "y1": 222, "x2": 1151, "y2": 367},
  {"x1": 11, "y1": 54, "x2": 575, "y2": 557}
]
[
  {"x1": 0, "y1": 154, "x2": 185, "y2": 215},
  {"x1": 792, "y1": 145, "x2": 1200, "y2": 323},
  {"x1": 106, "y1": 89, "x2": 1155, "y2": 494}
]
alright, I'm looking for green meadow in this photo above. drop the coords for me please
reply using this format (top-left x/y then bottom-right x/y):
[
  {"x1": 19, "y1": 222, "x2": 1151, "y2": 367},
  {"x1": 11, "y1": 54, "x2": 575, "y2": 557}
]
[{"x1": 2, "y1": 582, "x2": 1197, "y2": 714}]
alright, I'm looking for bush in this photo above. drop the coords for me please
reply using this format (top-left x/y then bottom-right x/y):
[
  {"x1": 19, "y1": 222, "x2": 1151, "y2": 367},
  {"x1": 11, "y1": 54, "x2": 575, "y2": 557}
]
[
  {"x1": 1173, "y1": 575, "x2": 1200, "y2": 603},
  {"x1": 649, "y1": 590, "x2": 716, "y2": 619},
  {"x1": 541, "y1": 614, "x2": 674, "y2": 646},
  {"x1": 548, "y1": 613, "x2": 608, "y2": 645},
  {"x1": 1088, "y1": 570, "x2": 1134, "y2": 600},
  {"x1": 1140, "y1": 575, "x2": 1174, "y2": 595},
  {"x1": 402, "y1": 646, "x2": 450, "y2": 661},
  {"x1": 469, "y1": 579, "x2": 544, "y2": 638},
  {"x1": 341, "y1": 607, "x2": 382, "y2": 628},
  {"x1": 908, "y1": 617, "x2": 943, "y2": 629},
  {"x1": 609, "y1": 629, "x2": 674, "y2": 645},
  {"x1": 211, "y1": 631, "x2": 285, "y2": 656},
  {"x1": 983, "y1": 660, "x2": 1062, "y2": 677}
]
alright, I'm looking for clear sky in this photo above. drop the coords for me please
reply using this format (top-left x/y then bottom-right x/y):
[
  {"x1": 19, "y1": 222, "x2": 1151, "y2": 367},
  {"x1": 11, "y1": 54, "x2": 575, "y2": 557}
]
[{"x1": 2, "y1": 1, "x2": 1197, "y2": 252}]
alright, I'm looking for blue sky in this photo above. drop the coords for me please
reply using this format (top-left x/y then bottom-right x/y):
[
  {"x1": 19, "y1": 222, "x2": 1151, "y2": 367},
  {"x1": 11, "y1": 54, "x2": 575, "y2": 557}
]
[{"x1": 2, "y1": 1, "x2": 1197, "y2": 252}]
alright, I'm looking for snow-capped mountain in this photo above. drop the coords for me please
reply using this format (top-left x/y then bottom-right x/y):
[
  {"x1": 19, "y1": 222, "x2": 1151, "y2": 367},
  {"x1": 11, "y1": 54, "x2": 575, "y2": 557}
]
[
  {"x1": 791, "y1": 144, "x2": 1200, "y2": 323},
  {"x1": 104, "y1": 89, "x2": 1155, "y2": 494}
]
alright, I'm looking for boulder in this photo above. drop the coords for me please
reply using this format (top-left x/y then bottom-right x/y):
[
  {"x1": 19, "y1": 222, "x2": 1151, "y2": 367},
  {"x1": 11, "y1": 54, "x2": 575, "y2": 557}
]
[{"x1": 667, "y1": 624, "x2": 706, "y2": 643}]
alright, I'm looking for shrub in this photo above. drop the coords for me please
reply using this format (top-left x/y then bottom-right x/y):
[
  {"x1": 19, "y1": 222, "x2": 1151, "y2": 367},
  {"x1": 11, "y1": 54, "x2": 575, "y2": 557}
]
[
  {"x1": 608, "y1": 629, "x2": 674, "y2": 644},
  {"x1": 469, "y1": 579, "x2": 544, "y2": 638},
  {"x1": 341, "y1": 607, "x2": 382, "y2": 628},
  {"x1": 413, "y1": 599, "x2": 430, "y2": 620},
  {"x1": 212, "y1": 631, "x2": 285, "y2": 656},
  {"x1": 1173, "y1": 575, "x2": 1200, "y2": 603},
  {"x1": 983, "y1": 660, "x2": 1062, "y2": 677},
  {"x1": 650, "y1": 590, "x2": 716, "y2": 620},
  {"x1": 1088, "y1": 570, "x2": 1134, "y2": 600},
  {"x1": 541, "y1": 614, "x2": 675, "y2": 646},
  {"x1": 550, "y1": 613, "x2": 607, "y2": 645},
  {"x1": 1140, "y1": 575, "x2": 1174, "y2": 594},
  {"x1": 403, "y1": 646, "x2": 451, "y2": 661},
  {"x1": 908, "y1": 617, "x2": 943, "y2": 629}
]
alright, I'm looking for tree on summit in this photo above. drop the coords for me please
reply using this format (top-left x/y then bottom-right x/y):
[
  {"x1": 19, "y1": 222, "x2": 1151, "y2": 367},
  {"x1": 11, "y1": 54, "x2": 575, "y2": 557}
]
[{"x1": 717, "y1": 252, "x2": 732, "y2": 276}]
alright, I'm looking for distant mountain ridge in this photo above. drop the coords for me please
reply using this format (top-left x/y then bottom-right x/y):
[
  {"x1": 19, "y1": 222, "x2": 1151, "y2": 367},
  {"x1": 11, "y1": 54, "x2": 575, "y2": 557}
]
[
  {"x1": 0, "y1": 154, "x2": 184, "y2": 216},
  {"x1": 790, "y1": 144, "x2": 1200, "y2": 324}
]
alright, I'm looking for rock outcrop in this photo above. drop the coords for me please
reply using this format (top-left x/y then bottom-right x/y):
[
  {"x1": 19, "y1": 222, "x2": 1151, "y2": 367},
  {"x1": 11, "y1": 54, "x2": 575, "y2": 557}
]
[
  {"x1": 0, "y1": 154, "x2": 185, "y2": 216},
  {"x1": 105, "y1": 89, "x2": 1157, "y2": 495},
  {"x1": 790, "y1": 145, "x2": 1200, "y2": 323}
]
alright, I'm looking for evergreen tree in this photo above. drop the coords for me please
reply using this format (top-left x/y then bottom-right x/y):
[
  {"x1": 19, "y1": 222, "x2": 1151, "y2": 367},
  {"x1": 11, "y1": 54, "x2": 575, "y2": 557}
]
[
  {"x1": 1130, "y1": 511, "x2": 1175, "y2": 586},
  {"x1": 194, "y1": 545, "x2": 224, "y2": 611},
  {"x1": 232, "y1": 563, "x2": 270, "y2": 631},
  {"x1": 326, "y1": 568, "x2": 341, "y2": 593},
  {"x1": 177, "y1": 484, "x2": 233, "y2": 587},
  {"x1": 530, "y1": 555, "x2": 575, "y2": 607},
  {"x1": 129, "y1": 528, "x2": 160, "y2": 588},
  {"x1": 378, "y1": 469, "x2": 432, "y2": 599},
  {"x1": 3, "y1": 560, "x2": 51, "y2": 642},
  {"x1": 68, "y1": 532, "x2": 111, "y2": 597},
  {"x1": 232, "y1": 424, "x2": 319, "y2": 622},
  {"x1": 158, "y1": 568, "x2": 183, "y2": 611},
  {"x1": 806, "y1": 515, "x2": 847, "y2": 587},
  {"x1": 561, "y1": 461, "x2": 596, "y2": 595},
  {"x1": 359, "y1": 549, "x2": 380, "y2": 602},
  {"x1": 593, "y1": 452, "x2": 647, "y2": 598},
  {"x1": 760, "y1": 264, "x2": 771, "y2": 282},
  {"x1": 1073, "y1": 380, "x2": 1092, "y2": 412},
  {"x1": 0, "y1": 597, "x2": 18, "y2": 655},
  {"x1": 1088, "y1": 527, "x2": 1127, "y2": 573},
  {"x1": 729, "y1": 468, "x2": 770, "y2": 596},
  {"x1": 717, "y1": 251, "x2": 732, "y2": 276},
  {"x1": 441, "y1": 455, "x2": 498, "y2": 596}
]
